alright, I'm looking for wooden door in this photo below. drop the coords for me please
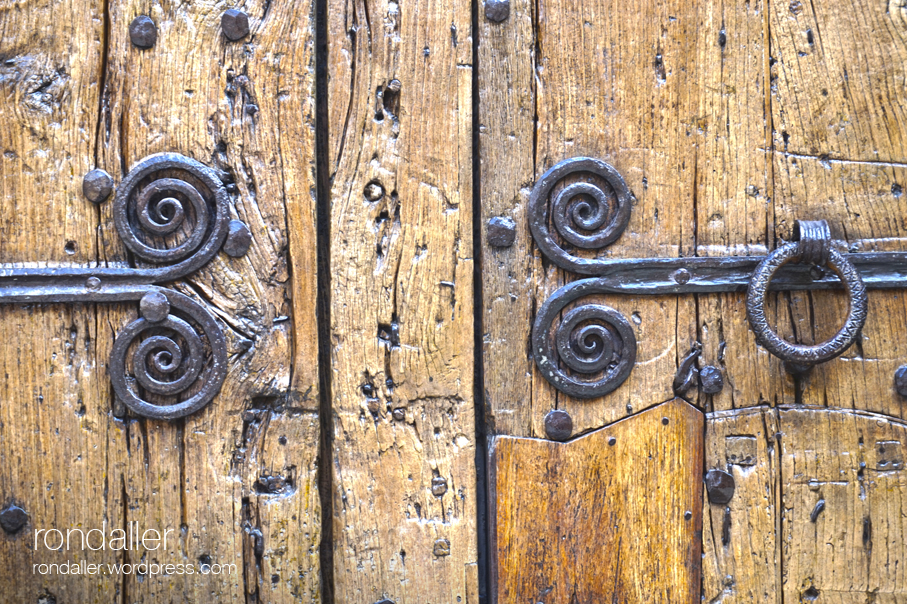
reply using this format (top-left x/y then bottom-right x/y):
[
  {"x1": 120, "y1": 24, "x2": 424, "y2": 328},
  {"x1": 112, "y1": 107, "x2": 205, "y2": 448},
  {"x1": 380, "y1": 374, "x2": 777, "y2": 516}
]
[
  {"x1": 0, "y1": 0, "x2": 905, "y2": 603},
  {"x1": 481, "y1": 0, "x2": 907, "y2": 602}
]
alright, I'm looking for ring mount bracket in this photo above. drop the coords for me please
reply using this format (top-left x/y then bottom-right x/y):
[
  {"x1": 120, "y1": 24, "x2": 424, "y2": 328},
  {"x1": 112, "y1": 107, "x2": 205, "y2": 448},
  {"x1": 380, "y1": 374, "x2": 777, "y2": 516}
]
[
  {"x1": 529, "y1": 157, "x2": 896, "y2": 398},
  {"x1": 0, "y1": 153, "x2": 250, "y2": 419}
]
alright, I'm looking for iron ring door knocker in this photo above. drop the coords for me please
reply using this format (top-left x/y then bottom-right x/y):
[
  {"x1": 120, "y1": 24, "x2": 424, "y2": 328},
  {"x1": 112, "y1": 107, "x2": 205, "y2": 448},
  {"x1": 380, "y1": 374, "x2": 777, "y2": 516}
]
[
  {"x1": 0, "y1": 153, "x2": 251, "y2": 420},
  {"x1": 528, "y1": 156, "x2": 905, "y2": 399},
  {"x1": 746, "y1": 220, "x2": 867, "y2": 373}
]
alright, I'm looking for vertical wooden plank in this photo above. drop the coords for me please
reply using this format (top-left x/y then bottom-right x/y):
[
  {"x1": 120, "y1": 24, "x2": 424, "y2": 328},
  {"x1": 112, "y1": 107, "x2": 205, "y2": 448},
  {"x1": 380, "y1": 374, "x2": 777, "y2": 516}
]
[
  {"x1": 477, "y1": 0, "x2": 536, "y2": 438},
  {"x1": 491, "y1": 399, "x2": 703, "y2": 603},
  {"x1": 96, "y1": 1, "x2": 320, "y2": 601},
  {"x1": 690, "y1": 0, "x2": 798, "y2": 415},
  {"x1": 779, "y1": 408, "x2": 907, "y2": 602},
  {"x1": 702, "y1": 408, "x2": 779, "y2": 604},
  {"x1": 327, "y1": 0, "x2": 477, "y2": 601},
  {"x1": 769, "y1": 0, "x2": 907, "y2": 162},
  {"x1": 0, "y1": 1, "x2": 116, "y2": 602}
]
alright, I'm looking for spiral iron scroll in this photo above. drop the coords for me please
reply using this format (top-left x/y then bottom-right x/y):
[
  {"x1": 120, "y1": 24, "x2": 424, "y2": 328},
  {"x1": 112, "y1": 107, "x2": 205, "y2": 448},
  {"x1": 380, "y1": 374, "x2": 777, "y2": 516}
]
[
  {"x1": 532, "y1": 279, "x2": 637, "y2": 398},
  {"x1": 110, "y1": 289, "x2": 227, "y2": 420},
  {"x1": 113, "y1": 153, "x2": 232, "y2": 281},
  {"x1": 529, "y1": 157, "x2": 633, "y2": 275}
]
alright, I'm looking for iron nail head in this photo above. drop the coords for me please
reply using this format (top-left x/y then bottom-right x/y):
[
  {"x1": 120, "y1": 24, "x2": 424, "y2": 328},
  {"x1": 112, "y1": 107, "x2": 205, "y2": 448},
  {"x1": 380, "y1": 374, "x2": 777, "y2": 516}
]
[
  {"x1": 705, "y1": 469, "x2": 736, "y2": 505},
  {"x1": 222, "y1": 9, "x2": 251, "y2": 41},
  {"x1": 487, "y1": 215, "x2": 516, "y2": 248},
  {"x1": 485, "y1": 0, "x2": 510, "y2": 22},
  {"x1": 544, "y1": 409, "x2": 573, "y2": 441},
  {"x1": 140, "y1": 291, "x2": 170, "y2": 323},
  {"x1": 223, "y1": 219, "x2": 253, "y2": 258},
  {"x1": 129, "y1": 15, "x2": 158, "y2": 49},
  {"x1": 83, "y1": 169, "x2": 114, "y2": 204}
]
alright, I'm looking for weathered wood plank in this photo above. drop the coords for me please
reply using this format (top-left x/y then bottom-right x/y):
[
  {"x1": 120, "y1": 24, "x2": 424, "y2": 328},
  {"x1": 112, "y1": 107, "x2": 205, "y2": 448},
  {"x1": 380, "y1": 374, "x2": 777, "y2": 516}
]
[
  {"x1": 769, "y1": 0, "x2": 907, "y2": 419},
  {"x1": 0, "y1": 1, "x2": 116, "y2": 601},
  {"x1": 479, "y1": 0, "x2": 708, "y2": 440},
  {"x1": 702, "y1": 407, "x2": 779, "y2": 604},
  {"x1": 98, "y1": 1, "x2": 321, "y2": 600},
  {"x1": 0, "y1": 0, "x2": 320, "y2": 601},
  {"x1": 779, "y1": 407, "x2": 907, "y2": 602},
  {"x1": 769, "y1": 0, "x2": 907, "y2": 162},
  {"x1": 491, "y1": 398, "x2": 703, "y2": 603},
  {"x1": 326, "y1": 0, "x2": 478, "y2": 601}
]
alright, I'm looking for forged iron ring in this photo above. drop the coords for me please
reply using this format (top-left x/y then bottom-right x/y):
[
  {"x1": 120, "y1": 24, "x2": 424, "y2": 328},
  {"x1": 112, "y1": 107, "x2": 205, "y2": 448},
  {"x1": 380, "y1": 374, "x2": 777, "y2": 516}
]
[
  {"x1": 746, "y1": 243, "x2": 867, "y2": 365},
  {"x1": 533, "y1": 279, "x2": 637, "y2": 398},
  {"x1": 114, "y1": 153, "x2": 230, "y2": 267},
  {"x1": 110, "y1": 289, "x2": 227, "y2": 420},
  {"x1": 529, "y1": 157, "x2": 632, "y2": 273}
]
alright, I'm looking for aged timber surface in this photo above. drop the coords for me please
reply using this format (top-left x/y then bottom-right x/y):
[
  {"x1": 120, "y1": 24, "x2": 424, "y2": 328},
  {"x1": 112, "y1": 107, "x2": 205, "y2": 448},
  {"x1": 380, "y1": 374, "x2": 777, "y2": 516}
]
[
  {"x1": 491, "y1": 398, "x2": 704, "y2": 603},
  {"x1": 481, "y1": 0, "x2": 907, "y2": 602},
  {"x1": 704, "y1": 406, "x2": 907, "y2": 602},
  {"x1": 0, "y1": 1, "x2": 320, "y2": 602},
  {"x1": 326, "y1": 0, "x2": 479, "y2": 602}
]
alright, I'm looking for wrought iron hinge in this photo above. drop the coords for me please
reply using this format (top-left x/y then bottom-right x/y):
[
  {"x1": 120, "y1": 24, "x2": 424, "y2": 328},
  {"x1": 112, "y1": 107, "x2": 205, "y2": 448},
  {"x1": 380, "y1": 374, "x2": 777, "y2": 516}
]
[
  {"x1": 529, "y1": 156, "x2": 907, "y2": 398},
  {"x1": 1, "y1": 153, "x2": 252, "y2": 419}
]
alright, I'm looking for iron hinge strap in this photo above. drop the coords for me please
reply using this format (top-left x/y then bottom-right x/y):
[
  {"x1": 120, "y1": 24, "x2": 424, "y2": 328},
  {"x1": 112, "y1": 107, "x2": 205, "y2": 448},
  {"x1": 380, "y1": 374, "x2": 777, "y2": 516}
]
[
  {"x1": 0, "y1": 153, "x2": 252, "y2": 419},
  {"x1": 528, "y1": 156, "x2": 895, "y2": 398}
]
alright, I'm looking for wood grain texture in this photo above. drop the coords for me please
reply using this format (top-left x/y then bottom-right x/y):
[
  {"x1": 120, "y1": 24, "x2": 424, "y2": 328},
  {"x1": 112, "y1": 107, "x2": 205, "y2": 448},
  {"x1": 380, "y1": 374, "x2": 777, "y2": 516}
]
[
  {"x1": 326, "y1": 0, "x2": 478, "y2": 601},
  {"x1": 768, "y1": 0, "x2": 907, "y2": 419},
  {"x1": 703, "y1": 406, "x2": 907, "y2": 602},
  {"x1": 478, "y1": 0, "x2": 790, "y2": 439},
  {"x1": 702, "y1": 407, "x2": 779, "y2": 604},
  {"x1": 0, "y1": 0, "x2": 320, "y2": 601},
  {"x1": 490, "y1": 398, "x2": 703, "y2": 604},
  {"x1": 0, "y1": 1, "x2": 116, "y2": 601},
  {"x1": 780, "y1": 407, "x2": 907, "y2": 602}
]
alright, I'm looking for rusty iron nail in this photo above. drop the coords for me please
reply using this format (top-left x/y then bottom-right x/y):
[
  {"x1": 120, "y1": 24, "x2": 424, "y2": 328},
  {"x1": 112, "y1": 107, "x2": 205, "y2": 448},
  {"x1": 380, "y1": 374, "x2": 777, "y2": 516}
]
[
  {"x1": 608, "y1": 436, "x2": 616, "y2": 446},
  {"x1": 544, "y1": 409, "x2": 573, "y2": 441},
  {"x1": 432, "y1": 538, "x2": 451, "y2": 557},
  {"x1": 140, "y1": 291, "x2": 170, "y2": 323},
  {"x1": 431, "y1": 476, "x2": 448, "y2": 496},
  {"x1": 487, "y1": 216, "x2": 516, "y2": 248},
  {"x1": 129, "y1": 16, "x2": 158, "y2": 49},
  {"x1": 895, "y1": 365, "x2": 907, "y2": 397},
  {"x1": 705, "y1": 469, "x2": 735, "y2": 505},
  {"x1": 673, "y1": 342, "x2": 701, "y2": 396},
  {"x1": 699, "y1": 365, "x2": 724, "y2": 394},
  {"x1": 0, "y1": 504, "x2": 28, "y2": 534},
  {"x1": 662, "y1": 417, "x2": 670, "y2": 425},
  {"x1": 222, "y1": 9, "x2": 251, "y2": 41},
  {"x1": 684, "y1": 510, "x2": 693, "y2": 521},
  {"x1": 364, "y1": 181, "x2": 385, "y2": 202},
  {"x1": 809, "y1": 499, "x2": 825, "y2": 523},
  {"x1": 392, "y1": 408, "x2": 405, "y2": 421},
  {"x1": 485, "y1": 0, "x2": 510, "y2": 22},
  {"x1": 83, "y1": 169, "x2": 113, "y2": 204},
  {"x1": 223, "y1": 219, "x2": 252, "y2": 257}
]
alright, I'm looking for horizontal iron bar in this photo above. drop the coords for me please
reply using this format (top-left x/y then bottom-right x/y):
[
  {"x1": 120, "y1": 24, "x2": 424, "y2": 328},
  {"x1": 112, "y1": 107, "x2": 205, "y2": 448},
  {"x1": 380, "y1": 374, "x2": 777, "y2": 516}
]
[
  {"x1": 0, "y1": 281, "x2": 154, "y2": 304},
  {"x1": 561, "y1": 251, "x2": 907, "y2": 294}
]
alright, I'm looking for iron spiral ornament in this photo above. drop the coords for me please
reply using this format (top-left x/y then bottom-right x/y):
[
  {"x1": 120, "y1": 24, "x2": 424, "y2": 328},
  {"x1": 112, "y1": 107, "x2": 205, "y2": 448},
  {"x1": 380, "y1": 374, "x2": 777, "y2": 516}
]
[
  {"x1": 529, "y1": 156, "x2": 633, "y2": 275},
  {"x1": 532, "y1": 279, "x2": 637, "y2": 398},
  {"x1": 113, "y1": 153, "x2": 232, "y2": 281},
  {"x1": 110, "y1": 289, "x2": 227, "y2": 420},
  {"x1": 0, "y1": 152, "x2": 251, "y2": 420}
]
